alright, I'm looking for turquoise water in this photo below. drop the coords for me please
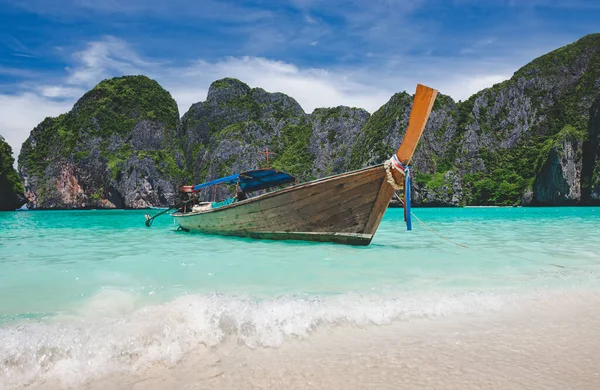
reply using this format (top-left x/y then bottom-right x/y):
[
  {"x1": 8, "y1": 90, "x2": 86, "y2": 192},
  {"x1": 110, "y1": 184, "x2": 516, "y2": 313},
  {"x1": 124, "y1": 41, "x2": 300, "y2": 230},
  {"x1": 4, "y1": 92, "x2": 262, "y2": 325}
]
[{"x1": 1, "y1": 207, "x2": 599, "y2": 387}]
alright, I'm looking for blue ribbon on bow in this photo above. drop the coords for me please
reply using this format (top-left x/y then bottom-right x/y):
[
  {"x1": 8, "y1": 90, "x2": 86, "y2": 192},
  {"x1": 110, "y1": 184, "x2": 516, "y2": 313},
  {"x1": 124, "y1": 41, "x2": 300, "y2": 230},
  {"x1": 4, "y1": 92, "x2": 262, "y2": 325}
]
[
  {"x1": 404, "y1": 164, "x2": 411, "y2": 231},
  {"x1": 391, "y1": 155, "x2": 412, "y2": 231}
]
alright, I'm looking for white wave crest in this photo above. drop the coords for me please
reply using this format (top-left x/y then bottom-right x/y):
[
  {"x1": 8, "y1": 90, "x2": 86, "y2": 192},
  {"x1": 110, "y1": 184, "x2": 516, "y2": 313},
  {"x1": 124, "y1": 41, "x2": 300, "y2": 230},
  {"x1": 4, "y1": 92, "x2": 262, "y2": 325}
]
[{"x1": 0, "y1": 289, "x2": 509, "y2": 388}]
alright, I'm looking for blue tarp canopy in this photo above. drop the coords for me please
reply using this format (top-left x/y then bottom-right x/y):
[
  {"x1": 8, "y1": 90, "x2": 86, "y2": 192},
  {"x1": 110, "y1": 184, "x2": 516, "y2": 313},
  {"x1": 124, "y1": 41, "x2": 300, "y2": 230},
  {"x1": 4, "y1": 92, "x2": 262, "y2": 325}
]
[
  {"x1": 193, "y1": 174, "x2": 239, "y2": 191},
  {"x1": 192, "y1": 169, "x2": 295, "y2": 193},
  {"x1": 239, "y1": 169, "x2": 296, "y2": 192}
]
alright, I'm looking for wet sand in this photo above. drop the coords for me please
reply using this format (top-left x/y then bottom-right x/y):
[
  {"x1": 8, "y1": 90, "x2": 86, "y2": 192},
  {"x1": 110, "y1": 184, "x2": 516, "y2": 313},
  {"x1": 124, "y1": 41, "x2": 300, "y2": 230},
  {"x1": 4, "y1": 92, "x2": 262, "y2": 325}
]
[{"x1": 28, "y1": 293, "x2": 600, "y2": 390}]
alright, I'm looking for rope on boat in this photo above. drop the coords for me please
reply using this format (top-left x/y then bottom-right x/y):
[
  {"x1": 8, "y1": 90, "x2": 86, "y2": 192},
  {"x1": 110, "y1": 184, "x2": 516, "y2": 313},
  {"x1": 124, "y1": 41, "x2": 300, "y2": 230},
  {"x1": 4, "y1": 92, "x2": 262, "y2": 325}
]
[
  {"x1": 392, "y1": 194, "x2": 597, "y2": 273},
  {"x1": 410, "y1": 211, "x2": 469, "y2": 248},
  {"x1": 384, "y1": 159, "x2": 404, "y2": 190},
  {"x1": 407, "y1": 206, "x2": 594, "y2": 272},
  {"x1": 385, "y1": 155, "x2": 413, "y2": 230},
  {"x1": 144, "y1": 197, "x2": 197, "y2": 227},
  {"x1": 145, "y1": 207, "x2": 175, "y2": 227},
  {"x1": 506, "y1": 252, "x2": 597, "y2": 273},
  {"x1": 392, "y1": 192, "x2": 467, "y2": 248}
]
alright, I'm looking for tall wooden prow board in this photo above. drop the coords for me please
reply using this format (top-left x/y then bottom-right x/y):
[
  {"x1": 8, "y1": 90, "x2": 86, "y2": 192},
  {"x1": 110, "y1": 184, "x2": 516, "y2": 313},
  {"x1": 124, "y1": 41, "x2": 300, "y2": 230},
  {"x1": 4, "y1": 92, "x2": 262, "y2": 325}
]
[
  {"x1": 364, "y1": 83, "x2": 438, "y2": 238},
  {"x1": 397, "y1": 84, "x2": 438, "y2": 164}
]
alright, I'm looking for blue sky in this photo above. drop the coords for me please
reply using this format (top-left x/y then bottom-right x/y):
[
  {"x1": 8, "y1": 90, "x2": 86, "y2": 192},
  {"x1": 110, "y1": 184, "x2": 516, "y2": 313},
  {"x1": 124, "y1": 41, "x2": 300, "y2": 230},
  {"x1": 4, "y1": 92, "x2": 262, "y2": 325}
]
[{"x1": 1, "y1": 0, "x2": 599, "y2": 161}]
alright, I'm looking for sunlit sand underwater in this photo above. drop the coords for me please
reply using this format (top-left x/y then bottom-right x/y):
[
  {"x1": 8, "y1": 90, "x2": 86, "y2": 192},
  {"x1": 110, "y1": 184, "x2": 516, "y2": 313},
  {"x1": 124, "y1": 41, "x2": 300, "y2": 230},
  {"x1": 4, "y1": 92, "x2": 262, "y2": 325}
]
[{"x1": 1, "y1": 207, "x2": 599, "y2": 389}]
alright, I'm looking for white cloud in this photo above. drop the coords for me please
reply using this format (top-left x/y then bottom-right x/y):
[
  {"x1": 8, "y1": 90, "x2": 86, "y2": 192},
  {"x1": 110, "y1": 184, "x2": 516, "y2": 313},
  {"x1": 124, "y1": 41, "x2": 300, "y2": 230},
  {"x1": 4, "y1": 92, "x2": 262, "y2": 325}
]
[
  {"x1": 0, "y1": 93, "x2": 73, "y2": 166},
  {"x1": 437, "y1": 73, "x2": 512, "y2": 101},
  {"x1": 66, "y1": 36, "x2": 157, "y2": 85},
  {"x1": 163, "y1": 56, "x2": 396, "y2": 115},
  {"x1": 460, "y1": 37, "x2": 496, "y2": 55},
  {"x1": 39, "y1": 85, "x2": 86, "y2": 98}
]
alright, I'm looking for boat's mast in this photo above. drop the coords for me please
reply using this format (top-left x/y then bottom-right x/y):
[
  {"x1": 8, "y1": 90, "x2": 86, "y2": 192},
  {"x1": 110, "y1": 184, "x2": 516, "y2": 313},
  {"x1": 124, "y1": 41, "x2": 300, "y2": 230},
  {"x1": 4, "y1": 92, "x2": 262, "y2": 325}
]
[{"x1": 260, "y1": 147, "x2": 276, "y2": 168}]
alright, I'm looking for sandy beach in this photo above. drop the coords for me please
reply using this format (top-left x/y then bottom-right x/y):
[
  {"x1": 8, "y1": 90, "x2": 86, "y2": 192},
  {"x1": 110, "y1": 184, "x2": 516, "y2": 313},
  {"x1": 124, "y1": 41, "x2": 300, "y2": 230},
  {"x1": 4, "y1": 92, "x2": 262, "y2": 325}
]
[{"x1": 24, "y1": 292, "x2": 599, "y2": 390}]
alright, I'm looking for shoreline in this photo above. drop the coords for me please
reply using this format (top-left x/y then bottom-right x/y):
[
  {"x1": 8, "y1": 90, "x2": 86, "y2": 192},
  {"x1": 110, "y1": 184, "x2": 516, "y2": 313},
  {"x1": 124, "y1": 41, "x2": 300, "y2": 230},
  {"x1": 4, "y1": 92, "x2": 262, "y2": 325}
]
[
  {"x1": 3, "y1": 204, "x2": 600, "y2": 212},
  {"x1": 25, "y1": 292, "x2": 600, "y2": 390}
]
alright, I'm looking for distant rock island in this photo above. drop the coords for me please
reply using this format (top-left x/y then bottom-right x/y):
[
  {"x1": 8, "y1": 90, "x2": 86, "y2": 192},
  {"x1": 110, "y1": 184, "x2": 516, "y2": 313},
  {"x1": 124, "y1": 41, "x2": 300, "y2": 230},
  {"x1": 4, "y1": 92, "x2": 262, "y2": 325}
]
[{"x1": 6, "y1": 33, "x2": 600, "y2": 210}]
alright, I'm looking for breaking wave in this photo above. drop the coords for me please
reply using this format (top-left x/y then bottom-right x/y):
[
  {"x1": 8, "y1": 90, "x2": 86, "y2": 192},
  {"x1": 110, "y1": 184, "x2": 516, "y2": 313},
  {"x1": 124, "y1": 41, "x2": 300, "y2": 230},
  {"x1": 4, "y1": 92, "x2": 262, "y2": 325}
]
[{"x1": 0, "y1": 288, "x2": 516, "y2": 388}]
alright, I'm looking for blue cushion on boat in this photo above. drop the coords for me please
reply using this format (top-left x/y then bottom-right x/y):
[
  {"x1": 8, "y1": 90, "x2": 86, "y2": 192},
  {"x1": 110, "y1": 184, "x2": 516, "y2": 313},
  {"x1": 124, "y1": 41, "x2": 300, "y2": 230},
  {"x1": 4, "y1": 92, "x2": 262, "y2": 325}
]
[{"x1": 211, "y1": 197, "x2": 237, "y2": 209}]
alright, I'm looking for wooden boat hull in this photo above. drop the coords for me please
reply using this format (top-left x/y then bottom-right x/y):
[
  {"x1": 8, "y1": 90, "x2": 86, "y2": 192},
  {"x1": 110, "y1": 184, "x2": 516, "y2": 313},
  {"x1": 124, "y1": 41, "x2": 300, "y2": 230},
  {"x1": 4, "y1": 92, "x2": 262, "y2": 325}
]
[{"x1": 172, "y1": 165, "x2": 396, "y2": 245}]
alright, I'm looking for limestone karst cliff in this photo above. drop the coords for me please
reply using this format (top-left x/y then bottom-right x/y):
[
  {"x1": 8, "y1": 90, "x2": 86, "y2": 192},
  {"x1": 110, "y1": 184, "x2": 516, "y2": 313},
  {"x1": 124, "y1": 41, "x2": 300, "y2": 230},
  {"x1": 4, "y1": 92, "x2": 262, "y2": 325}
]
[
  {"x1": 13, "y1": 34, "x2": 600, "y2": 209},
  {"x1": 18, "y1": 75, "x2": 185, "y2": 209}
]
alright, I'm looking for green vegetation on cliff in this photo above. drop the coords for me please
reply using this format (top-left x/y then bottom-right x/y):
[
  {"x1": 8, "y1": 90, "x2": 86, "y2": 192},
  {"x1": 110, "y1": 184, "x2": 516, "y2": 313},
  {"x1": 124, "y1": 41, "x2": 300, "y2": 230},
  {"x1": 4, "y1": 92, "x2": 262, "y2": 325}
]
[
  {"x1": 18, "y1": 75, "x2": 185, "y2": 209},
  {"x1": 420, "y1": 33, "x2": 600, "y2": 205},
  {"x1": 271, "y1": 119, "x2": 315, "y2": 180},
  {"x1": 0, "y1": 136, "x2": 24, "y2": 210},
  {"x1": 181, "y1": 77, "x2": 312, "y2": 186},
  {"x1": 73, "y1": 75, "x2": 179, "y2": 136},
  {"x1": 349, "y1": 92, "x2": 412, "y2": 168},
  {"x1": 20, "y1": 75, "x2": 182, "y2": 179},
  {"x1": 19, "y1": 116, "x2": 60, "y2": 178}
]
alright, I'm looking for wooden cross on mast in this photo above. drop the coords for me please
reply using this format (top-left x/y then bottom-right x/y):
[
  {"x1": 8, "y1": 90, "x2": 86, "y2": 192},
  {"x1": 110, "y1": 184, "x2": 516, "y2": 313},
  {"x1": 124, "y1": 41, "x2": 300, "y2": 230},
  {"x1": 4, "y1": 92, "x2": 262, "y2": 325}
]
[{"x1": 260, "y1": 147, "x2": 275, "y2": 168}]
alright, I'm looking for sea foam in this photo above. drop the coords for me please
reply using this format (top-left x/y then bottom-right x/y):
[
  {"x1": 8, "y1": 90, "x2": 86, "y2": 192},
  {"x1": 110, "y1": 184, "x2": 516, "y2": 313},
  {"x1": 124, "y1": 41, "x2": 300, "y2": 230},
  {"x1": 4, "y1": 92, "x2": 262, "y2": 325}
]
[{"x1": 0, "y1": 289, "x2": 510, "y2": 388}]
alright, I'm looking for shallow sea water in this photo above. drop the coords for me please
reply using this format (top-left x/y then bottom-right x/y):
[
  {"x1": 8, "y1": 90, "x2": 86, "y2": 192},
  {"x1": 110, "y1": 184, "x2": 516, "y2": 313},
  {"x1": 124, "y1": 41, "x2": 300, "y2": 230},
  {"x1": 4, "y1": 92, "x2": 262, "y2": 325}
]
[{"x1": 1, "y1": 207, "x2": 599, "y2": 388}]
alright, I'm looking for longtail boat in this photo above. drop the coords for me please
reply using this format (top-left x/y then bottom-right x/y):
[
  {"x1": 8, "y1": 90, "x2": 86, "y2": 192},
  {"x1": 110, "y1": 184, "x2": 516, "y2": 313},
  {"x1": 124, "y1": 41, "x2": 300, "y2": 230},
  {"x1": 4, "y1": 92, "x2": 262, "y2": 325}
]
[{"x1": 165, "y1": 84, "x2": 438, "y2": 245}]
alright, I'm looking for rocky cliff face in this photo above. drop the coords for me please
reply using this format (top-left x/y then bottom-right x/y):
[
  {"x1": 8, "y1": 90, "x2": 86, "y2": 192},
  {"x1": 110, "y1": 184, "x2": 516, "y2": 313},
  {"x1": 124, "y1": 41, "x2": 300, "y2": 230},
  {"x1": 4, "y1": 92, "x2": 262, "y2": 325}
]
[
  {"x1": 15, "y1": 34, "x2": 600, "y2": 209},
  {"x1": 181, "y1": 78, "x2": 306, "y2": 185},
  {"x1": 309, "y1": 106, "x2": 370, "y2": 178},
  {"x1": 180, "y1": 78, "x2": 370, "y2": 200},
  {"x1": 0, "y1": 135, "x2": 25, "y2": 210},
  {"x1": 18, "y1": 76, "x2": 185, "y2": 209},
  {"x1": 581, "y1": 95, "x2": 600, "y2": 204},
  {"x1": 412, "y1": 33, "x2": 600, "y2": 206},
  {"x1": 532, "y1": 125, "x2": 584, "y2": 205}
]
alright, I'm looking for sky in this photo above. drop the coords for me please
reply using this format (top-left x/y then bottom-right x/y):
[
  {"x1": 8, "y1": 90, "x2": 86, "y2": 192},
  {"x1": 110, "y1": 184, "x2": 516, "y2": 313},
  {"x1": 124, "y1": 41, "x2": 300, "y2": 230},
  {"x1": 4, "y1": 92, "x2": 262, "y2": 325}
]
[{"x1": 0, "y1": 0, "x2": 599, "y2": 163}]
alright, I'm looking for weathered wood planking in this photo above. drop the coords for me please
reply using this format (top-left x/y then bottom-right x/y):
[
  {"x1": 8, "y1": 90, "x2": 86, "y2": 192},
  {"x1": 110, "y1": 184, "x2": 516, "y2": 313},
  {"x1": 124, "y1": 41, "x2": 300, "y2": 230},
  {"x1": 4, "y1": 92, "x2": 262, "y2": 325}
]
[{"x1": 173, "y1": 165, "x2": 390, "y2": 245}]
